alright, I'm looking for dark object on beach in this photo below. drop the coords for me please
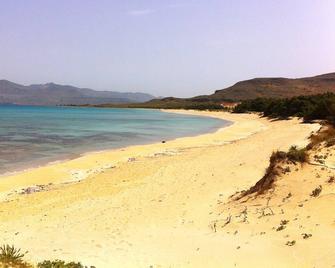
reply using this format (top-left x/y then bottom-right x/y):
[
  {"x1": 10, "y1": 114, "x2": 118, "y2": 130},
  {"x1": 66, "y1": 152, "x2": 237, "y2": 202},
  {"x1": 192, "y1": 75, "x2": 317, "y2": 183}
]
[
  {"x1": 276, "y1": 219, "x2": 289, "y2": 231},
  {"x1": 21, "y1": 185, "x2": 46, "y2": 195},
  {"x1": 286, "y1": 240, "x2": 296, "y2": 246},
  {"x1": 310, "y1": 185, "x2": 322, "y2": 197},
  {"x1": 302, "y1": 233, "x2": 312, "y2": 239},
  {"x1": 162, "y1": 140, "x2": 166, "y2": 143},
  {"x1": 327, "y1": 176, "x2": 335, "y2": 183}
]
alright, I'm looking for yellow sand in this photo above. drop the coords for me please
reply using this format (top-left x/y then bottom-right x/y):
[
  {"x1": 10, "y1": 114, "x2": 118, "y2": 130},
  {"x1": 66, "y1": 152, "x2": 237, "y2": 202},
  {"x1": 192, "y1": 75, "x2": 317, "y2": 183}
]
[{"x1": 0, "y1": 110, "x2": 332, "y2": 267}]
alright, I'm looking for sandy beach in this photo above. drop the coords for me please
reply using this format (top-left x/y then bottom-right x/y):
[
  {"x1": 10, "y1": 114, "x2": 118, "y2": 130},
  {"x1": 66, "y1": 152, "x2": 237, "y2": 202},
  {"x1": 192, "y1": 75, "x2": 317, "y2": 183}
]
[{"x1": 1, "y1": 110, "x2": 334, "y2": 267}]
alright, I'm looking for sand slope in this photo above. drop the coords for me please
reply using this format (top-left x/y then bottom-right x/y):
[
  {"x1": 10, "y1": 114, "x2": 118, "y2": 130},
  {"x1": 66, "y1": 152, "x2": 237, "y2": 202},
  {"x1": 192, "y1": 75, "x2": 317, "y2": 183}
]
[{"x1": 0, "y1": 110, "x2": 329, "y2": 267}]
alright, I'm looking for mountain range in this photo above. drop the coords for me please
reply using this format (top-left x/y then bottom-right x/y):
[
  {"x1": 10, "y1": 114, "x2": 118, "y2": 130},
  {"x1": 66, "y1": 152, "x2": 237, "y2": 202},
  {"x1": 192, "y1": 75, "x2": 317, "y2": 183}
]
[
  {"x1": 2, "y1": 72, "x2": 335, "y2": 107},
  {"x1": 0, "y1": 80, "x2": 155, "y2": 105}
]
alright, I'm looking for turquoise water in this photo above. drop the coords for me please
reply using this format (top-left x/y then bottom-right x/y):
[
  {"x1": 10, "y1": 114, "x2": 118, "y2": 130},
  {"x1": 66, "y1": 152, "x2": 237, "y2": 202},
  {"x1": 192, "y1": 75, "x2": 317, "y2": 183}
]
[{"x1": 0, "y1": 105, "x2": 230, "y2": 174}]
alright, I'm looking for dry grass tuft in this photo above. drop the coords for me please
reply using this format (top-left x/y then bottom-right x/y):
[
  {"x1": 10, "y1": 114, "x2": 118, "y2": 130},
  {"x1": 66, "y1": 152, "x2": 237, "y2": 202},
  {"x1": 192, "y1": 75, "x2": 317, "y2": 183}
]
[{"x1": 308, "y1": 125, "x2": 335, "y2": 149}]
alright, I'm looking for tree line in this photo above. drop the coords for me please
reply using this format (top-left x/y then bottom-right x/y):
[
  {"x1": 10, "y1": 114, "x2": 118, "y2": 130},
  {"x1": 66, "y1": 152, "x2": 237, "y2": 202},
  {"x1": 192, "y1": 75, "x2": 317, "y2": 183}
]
[{"x1": 233, "y1": 92, "x2": 335, "y2": 124}]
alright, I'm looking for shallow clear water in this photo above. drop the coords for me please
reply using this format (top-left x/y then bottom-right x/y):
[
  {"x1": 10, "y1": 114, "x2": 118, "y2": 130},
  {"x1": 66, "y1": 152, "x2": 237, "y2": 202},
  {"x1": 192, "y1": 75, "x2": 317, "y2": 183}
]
[{"x1": 0, "y1": 105, "x2": 230, "y2": 174}]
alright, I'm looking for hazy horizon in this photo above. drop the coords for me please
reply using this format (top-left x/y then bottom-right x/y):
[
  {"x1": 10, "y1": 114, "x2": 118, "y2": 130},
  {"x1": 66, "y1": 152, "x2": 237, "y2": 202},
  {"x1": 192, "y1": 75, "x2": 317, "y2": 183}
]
[{"x1": 1, "y1": 0, "x2": 335, "y2": 97}]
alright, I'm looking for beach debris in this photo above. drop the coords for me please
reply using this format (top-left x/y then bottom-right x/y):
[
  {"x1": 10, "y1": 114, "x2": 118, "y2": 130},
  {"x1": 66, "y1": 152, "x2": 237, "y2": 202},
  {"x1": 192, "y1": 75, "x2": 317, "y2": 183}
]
[
  {"x1": 282, "y1": 192, "x2": 292, "y2": 203},
  {"x1": 281, "y1": 219, "x2": 289, "y2": 225},
  {"x1": 327, "y1": 176, "x2": 334, "y2": 183},
  {"x1": 128, "y1": 157, "x2": 136, "y2": 162},
  {"x1": 310, "y1": 185, "x2": 322, "y2": 197},
  {"x1": 276, "y1": 219, "x2": 289, "y2": 231},
  {"x1": 302, "y1": 233, "x2": 312, "y2": 239},
  {"x1": 209, "y1": 220, "x2": 220, "y2": 232},
  {"x1": 276, "y1": 225, "x2": 285, "y2": 231},
  {"x1": 222, "y1": 215, "x2": 232, "y2": 228},
  {"x1": 257, "y1": 200, "x2": 274, "y2": 218},
  {"x1": 151, "y1": 150, "x2": 179, "y2": 157},
  {"x1": 20, "y1": 185, "x2": 47, "y2": 195},
  {"x1": 236, "y1": 206, "x2": 248, "y2": 223},
  {"x1": 285, "y1": 240, "x2": 296, "y2": 246}
]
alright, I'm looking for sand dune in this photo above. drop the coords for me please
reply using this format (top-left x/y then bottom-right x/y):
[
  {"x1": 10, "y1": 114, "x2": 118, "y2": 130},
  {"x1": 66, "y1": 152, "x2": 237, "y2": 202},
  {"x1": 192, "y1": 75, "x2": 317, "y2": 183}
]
[{"x1": 1, "y1": 110, "x2": 332, "y2": 267}]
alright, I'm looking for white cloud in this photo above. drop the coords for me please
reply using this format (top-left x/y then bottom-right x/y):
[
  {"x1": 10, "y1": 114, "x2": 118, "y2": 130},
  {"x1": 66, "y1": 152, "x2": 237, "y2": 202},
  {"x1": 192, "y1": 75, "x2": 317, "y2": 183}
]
[{"x1": 127, "y1": 9, "x2": 156, "y2": 16}]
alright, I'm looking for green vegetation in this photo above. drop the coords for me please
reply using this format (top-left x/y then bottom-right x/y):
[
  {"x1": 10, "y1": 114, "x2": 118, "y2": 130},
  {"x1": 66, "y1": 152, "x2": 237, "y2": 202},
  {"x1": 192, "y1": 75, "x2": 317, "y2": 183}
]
[
  {"x1": 239, "y1": 120, "x2": 335, "y2": 199},
  {"x1": 0, "y1": 244, "x2": 31, "y2": 268},
  {"x1": 286, "y1": 146, "x2": 308, "y2": 163},
  {"x1": 0, "y1": 245, "x2": 93, "y2": 268},
  {"x1": 238, "y1": 151, "x2": 284, "y2": 197},
  {"x1": 238, "y1": 145, "x2": 308, "y2": 198},
  {"x1": 37, "y1": 260, "x2": 90, "y2": 268},
  {"x1": 95, "y1": 97, "x2": 227, "y2": 111},
  {"x1": 233, "y1": 93, "x2": 335, "y2": 123}
]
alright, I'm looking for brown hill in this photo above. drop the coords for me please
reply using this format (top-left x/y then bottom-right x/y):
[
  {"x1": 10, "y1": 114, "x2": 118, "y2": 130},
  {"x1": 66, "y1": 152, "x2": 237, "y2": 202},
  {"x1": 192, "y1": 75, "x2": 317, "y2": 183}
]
[{"x1": 210, "y1": 72, "x2": 335, "y2": 101}]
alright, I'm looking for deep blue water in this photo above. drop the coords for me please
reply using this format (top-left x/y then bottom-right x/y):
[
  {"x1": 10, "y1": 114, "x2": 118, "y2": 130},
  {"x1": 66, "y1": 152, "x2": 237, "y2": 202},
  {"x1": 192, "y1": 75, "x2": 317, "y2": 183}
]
[{"x1": 0, "y1": 105, "x2": 230, "y2": 174}]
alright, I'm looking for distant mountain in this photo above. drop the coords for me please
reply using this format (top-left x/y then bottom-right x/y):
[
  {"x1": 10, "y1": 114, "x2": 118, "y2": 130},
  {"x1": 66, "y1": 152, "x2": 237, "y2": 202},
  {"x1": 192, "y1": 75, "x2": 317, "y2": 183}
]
[
  {"x1": 0, "y1": 80, "x2": 154, "y2": 105},
  {"x1": 210, "y1": 72, "x2": 335, "y2": 101}
]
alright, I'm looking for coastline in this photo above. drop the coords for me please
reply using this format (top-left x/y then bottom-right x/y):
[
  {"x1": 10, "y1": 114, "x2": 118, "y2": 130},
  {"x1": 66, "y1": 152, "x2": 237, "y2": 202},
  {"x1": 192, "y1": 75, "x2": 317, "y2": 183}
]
[
  {"x1": 0, "y1": 110, "x2": 247, "y2": 200},
  {"x1": 0, "y1": 108, "x2": 226, "y2": 178},
  {"x1": 0, "y1": 110, "x2": 323, "y2": 267}
]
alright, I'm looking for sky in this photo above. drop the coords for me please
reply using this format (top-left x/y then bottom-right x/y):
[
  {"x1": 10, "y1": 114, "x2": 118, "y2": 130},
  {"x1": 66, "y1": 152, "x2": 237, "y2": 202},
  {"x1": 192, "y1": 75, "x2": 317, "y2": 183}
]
[{"x1": 0, "y1": 0, "x2": 335, "y2": 97}]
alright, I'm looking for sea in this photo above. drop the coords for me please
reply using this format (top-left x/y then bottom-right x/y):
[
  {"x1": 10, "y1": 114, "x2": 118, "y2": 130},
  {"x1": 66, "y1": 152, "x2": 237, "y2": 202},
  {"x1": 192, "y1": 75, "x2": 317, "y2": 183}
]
[{"x1": 0, "y1": 105, "x2": 230, "y2": 174}]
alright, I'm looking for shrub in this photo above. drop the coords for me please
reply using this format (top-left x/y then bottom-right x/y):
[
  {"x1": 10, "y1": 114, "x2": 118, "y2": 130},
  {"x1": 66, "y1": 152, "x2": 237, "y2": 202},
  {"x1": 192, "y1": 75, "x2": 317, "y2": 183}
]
[
  {"x1": 270, "y1": 151, "x2": 287, "y2": 162},
  {"x1": 233, "y1": 92, "x2": 335, "y2": 124},
  {"x1": 238, "y1": 146, "x2": 307, "y2": 199},
  {"x1": 286, "y1": 146, "x2": 308, "y2": 163},
  {"x1": 237, "y1": 151, "x2": 285, "y2": 198},
  {"x1": 37, "y1": 260, "x2": 88, "y2": 268},
  {"x1": 0, "y1": 245, "x2": 31, "y2": 268},
  {"x1": 0, "y1": 245, "x2": 94, "y2": 268},
  {"x1": 308, "y1": 125, "x2": 335, "y2": 149}
]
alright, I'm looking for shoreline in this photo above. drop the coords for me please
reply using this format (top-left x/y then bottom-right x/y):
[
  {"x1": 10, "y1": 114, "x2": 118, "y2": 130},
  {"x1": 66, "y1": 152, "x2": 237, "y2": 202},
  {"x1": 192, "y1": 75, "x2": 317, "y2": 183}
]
[
  {"x1": 0, "y1": 110, "x2": 242, "y2": 198},
  {"x1": 0, "y1": 110, "x2": 323, "y2": 267},
  {"x1": 0, "y1": 109, "x2": 228, "y2": 179}
]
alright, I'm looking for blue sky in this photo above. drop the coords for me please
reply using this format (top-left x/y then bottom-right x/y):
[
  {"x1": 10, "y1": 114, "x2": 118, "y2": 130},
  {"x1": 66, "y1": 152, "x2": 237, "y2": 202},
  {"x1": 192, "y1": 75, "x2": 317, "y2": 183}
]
[{"x1": 0, "y1": 0, "x2": 334, "y2": 97}]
